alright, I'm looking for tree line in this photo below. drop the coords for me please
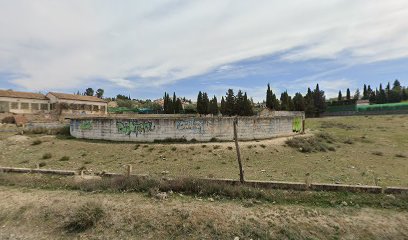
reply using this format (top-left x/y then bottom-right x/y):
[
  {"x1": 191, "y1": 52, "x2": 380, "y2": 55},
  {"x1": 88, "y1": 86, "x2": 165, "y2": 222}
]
[
  {"x1": 360, "y1": 80, "x2": 408, "y2": 104},
  {"x1": 266, "y1": 83, "x2": 326, "y2": 117}
]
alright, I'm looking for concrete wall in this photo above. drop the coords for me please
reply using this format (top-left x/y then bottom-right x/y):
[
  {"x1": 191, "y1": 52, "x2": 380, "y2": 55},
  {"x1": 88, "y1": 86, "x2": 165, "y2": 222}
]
[{"x1": 70, "y1": 113, "x2": 304, "y2": 142}]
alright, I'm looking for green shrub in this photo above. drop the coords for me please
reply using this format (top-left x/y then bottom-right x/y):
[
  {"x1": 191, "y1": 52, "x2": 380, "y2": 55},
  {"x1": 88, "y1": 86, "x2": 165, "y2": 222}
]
[
  {"x1": 64, "y1": 202, "x2": 105, "y2": 233},
  {"x1": 171, "y1": 147, "x2": 177, "y2": 151},
  {"x1": 42, "y1": 153, "x2": 52, "y2": 159}
]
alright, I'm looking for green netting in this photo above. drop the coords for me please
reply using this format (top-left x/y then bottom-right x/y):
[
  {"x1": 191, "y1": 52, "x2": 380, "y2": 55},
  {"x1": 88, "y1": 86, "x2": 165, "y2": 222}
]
[{"x1": 357, "y1": 102, "x2": 408, "y2": 112}]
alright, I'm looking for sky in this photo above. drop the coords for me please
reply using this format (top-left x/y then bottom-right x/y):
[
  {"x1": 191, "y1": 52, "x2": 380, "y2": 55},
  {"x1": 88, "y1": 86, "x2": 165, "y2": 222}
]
[{"x1": 1, "y1": 0, "x2": 408, "y2": 102}]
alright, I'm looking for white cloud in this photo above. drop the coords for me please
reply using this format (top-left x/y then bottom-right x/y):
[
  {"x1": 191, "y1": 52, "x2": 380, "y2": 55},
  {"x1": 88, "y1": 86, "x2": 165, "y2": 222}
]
[{"x1": 0, "y1": 0, "x2": 408, "y2": 91}]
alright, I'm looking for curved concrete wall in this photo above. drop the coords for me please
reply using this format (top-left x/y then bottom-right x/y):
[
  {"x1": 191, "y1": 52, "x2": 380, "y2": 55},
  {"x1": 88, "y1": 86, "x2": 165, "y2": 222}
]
[{"x1": 70, "y1": 113, "x2": 304, "y2": 142}]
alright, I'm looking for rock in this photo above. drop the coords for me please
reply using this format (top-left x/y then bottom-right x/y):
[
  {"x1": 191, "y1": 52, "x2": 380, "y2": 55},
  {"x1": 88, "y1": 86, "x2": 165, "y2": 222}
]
[
  {"x1": 161, "y1": 170, "x2": 169, "y2": 175},
  {"x1": 234, "y1": 237, "x2": 240, "y2": 240},
  {"x1": 208, "y1": 197, "x2": 214, "y2": 202},
  {"x1": 341, "y1": 201, "x2": 348, "y2": 206},
  {"x1": 155, "y1": 192, "x2": 168, "y2": 200},
  {"x1": 260, "y1": 169, "x2": 266, "y2": 173},
  {"x1": 386, "y1": 194, "x2": 396, "y2": 200},
  {"x1": 335, "y1": 181, "x2": 341, "y2": 184}
]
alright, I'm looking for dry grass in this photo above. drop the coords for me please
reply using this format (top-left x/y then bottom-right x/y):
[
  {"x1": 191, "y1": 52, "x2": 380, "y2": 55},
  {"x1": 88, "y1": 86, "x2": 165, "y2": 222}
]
[
  {"x1": 0, "y1": 115, "x2": 408, "y2": 186},
  {"x1": 0, "y1": 182, "x2": 407, "y2": 239}
]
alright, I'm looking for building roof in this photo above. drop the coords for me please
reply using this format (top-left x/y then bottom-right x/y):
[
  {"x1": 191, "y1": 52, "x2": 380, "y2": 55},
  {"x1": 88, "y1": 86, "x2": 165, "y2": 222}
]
[
  {"x1": 0, "y1": 89, "x2": 48, "y2": 100},
  {"x1": 48, "y1": 92, "x2": 107, "y2": 103}
]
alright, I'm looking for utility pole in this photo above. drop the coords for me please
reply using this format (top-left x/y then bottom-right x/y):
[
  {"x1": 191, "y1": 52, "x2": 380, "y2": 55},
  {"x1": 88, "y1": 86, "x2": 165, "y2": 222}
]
[{"x1": 233, "y1": 118, "x2": 244, "y2": 183}]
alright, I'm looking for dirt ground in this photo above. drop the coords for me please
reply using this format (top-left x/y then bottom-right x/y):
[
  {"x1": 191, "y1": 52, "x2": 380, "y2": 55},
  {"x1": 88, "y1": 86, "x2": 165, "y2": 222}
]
[
  {"x1": 0, "y1": 114, "x2": 407, "y2": 186},
  {"x1": 0, "y1": 185, "x2": 407, "y2": 240}
]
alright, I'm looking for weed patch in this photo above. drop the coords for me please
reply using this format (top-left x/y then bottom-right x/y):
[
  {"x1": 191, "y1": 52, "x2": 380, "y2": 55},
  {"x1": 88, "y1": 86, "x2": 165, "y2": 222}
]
[
  {"x1": 286, "y1": 132, "x2": 337, "y2": 153},
  {"x1": 42, "y1": 153, "x2": 52, "y2": 159},
  {"x1": 31, "y1": 139, "x2": 42, "y2": 146},
  {"x1": 64, "y1": 202, "x2": 105, "y2": 233},
  {"x1": 59, "y1": 156, "x2": 70, "y2": 161}
]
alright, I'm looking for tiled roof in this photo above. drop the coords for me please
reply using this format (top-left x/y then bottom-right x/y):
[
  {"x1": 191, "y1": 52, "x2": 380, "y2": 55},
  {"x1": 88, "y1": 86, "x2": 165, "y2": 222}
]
[
  {"x1": 48, "y1": 92, "x2": 106, "y2": 103},
  {"x1": 0, "y1": 89, "x2": 48, "y2": 100}
]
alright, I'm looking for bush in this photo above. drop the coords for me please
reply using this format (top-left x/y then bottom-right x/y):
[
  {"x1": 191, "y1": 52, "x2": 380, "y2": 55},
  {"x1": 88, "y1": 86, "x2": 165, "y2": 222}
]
[
  {"x1": 32, "y1": 139, "x2": 42, "y2": 145},
  {"x1": 39, "y1": 162, "x2": 47, "y2": 167},
  {"x1": 42, "y1": 153, "x2": 52, "y2": 159},
  {"x1": 1, "y1": 116, "x2": 15, "y2": 124},
  {"x1": 395, "y1": 153, "x2": 407, "y2": 158},
  {"x1": 171, "y1": 147, "x2": 177, "y2": 151},
  {"x1": 285, "y1": 132, "x2": 338, "y2": 153},
  {"x1": 64, "y1": 202, "x2": 105, "y2": 233},
  {"x1": 209, "y1": 137, "x2": 218, "y2": 142},
  {"x1": 59, "y1": 156, "x2": 70, "y2": 161}
]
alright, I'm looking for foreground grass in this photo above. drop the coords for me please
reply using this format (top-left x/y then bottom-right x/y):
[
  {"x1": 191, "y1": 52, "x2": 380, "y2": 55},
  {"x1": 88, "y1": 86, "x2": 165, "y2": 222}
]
[
  {"x1": 0, "y1": 174, "x2": 407, "y2": 239},
  {"x1": 0, "y1": 173, "x2": 407, "y2": 210},
  {"x1": 1, "y1": 114, "x2": 407, "y2": 186}
]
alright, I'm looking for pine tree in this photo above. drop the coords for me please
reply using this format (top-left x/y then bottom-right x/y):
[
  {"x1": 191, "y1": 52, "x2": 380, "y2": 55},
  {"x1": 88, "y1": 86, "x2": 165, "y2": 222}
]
[
  {"x1": 338, "y1": 91, "x2": 342, "y2": 101},
  {"x1": 225, "y1": 89, "x2": 235, "y2": 116},
  {"x1": 353, "y1": 89, "x2": 360, "y2": 100},
  {"x1": 209, "y1": 96, "x2": 219, "y2": 115},
  {"x1": 369, "y1": 89, "x2": 377, "y2": 104},
  {"x1": 313, "y1": 84, "x2": 326, "y2": 117},
  {"x1": 304, "y1": 88, "x2": 315, "y2": 117},
  {"x1": 346, "y1": 88, "x2": 351, "y2": 100},
  {"x1": 235, "y1": 90, "x2": 244, "y2": 115},
  {"x1": 402, "y1": 88, "x2": 408, "y2": 101},
  {"x1": 175, "y1": 98, "x2": 183, "y2": 113},
  {"x1": 220, "y1": 96, "x2": 226, "y2": 115},
  {"x1": 293, "y1": 93, "x2": 305, "y2": 111}
]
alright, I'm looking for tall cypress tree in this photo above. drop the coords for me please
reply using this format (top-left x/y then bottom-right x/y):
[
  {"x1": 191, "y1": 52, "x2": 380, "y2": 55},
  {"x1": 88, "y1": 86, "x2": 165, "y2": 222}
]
[
  {"x1": 338, "y1": 91, "x2": 342, "y2": 101},
  {"x1": 202, "y1": 92, "x2": 210, "y2": 115},
  {"x1": 266, "y1": 84, "x2": 273, "y2": 109},
  {"x1": 346, "y1": 88, "x2": 351, "y2": 100},
  {"x1": 197, "y1": 91, "x2": 204, "y2": 114},
  {"x1": 363, "y1": 84, "x2": 368, "y2": 99}
]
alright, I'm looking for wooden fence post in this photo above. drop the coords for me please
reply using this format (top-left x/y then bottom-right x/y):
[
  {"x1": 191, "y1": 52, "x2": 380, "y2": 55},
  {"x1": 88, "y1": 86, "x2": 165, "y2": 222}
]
[
  {"x1": 126, "y1": 164, "x2": 132, "y2": 177},
  {"x1": 233, "y1": 118, "x2": 245, "y2": 183}
]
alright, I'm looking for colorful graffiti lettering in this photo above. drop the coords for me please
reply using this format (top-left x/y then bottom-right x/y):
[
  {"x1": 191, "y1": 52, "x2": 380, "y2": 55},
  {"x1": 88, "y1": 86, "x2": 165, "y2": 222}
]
[
  {"x1": 116, "y1": 120, "x2": 155, "y2": 136},
  {"x1": 80, "y1": 120, "x2": 92, "y2": 130},
  {"x1": 292, "y1": 117, "x2": 302, "y2": 132},
  {"x1": 175, "y1": 119, "x2": 205, "y2": 133}
]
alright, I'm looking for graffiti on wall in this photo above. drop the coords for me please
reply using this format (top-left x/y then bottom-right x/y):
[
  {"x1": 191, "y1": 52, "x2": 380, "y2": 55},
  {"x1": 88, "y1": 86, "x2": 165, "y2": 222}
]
[
  {"x1": 176, "y1": 119, "x2": 205, "y2": 133},
  {"x1": 116, "y1": 120, "x2": 155, "y2": 136},
  {"x1": 292, "y1": 117, "x2": 302, "y2": 132},
  {"x1": 80, "y1": 120, "x2": 93, "y2": 130}
]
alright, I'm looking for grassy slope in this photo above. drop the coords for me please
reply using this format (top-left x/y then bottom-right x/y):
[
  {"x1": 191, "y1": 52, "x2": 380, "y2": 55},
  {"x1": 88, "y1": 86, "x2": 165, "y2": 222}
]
[
  {"x1": 0, "y1": 114, "x2": 407, "y2": 186},
  {"x1": 0, "y1": 185, "x2": 407, "y2": 240}
]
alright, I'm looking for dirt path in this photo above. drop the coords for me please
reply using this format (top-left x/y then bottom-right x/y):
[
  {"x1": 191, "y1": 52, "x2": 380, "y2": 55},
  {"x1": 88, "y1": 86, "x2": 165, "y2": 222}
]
[{"x1": 0, "y1": 186, "x2": 407, "y2": 239}]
